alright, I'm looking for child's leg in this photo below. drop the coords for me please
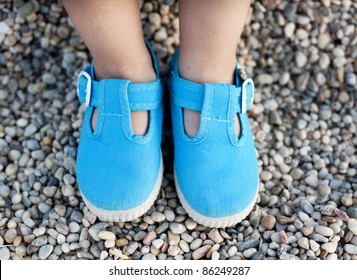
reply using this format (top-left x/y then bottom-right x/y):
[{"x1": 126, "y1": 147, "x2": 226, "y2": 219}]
[
  {"x1": 62, "y1": 0, "x2": 155, "y2": 135},
  {"x1": 178, "y1": 0, "x2": 251, "y2": 137}
]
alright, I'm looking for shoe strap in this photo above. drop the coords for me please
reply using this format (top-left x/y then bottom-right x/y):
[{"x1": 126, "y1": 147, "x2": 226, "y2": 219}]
[
  {"x1": 169, "y1": 72, "x2": 254, "y2": 114},
  {"x1": 77, "y1": 66, "x2": 163, "y2": 111}
]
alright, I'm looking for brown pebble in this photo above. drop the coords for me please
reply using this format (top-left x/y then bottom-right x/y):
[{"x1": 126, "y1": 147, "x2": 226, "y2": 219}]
[
  {"x1": 319, "y1": 250, "x2": 328, "y2": 260},
  {"x1": 261, "y1": 214, "x2": 276, "y2": 230},
  {"x1": 115, "y1": 238, "x2": 129, "y2": 248},
  {"x1": 322, "y1": 216, "x2": 336, "y2": 223},
  {"x1": 344, "y1": 231, "x2": 353, "y2": 243},
  {"x1": 279, "y1": 230, "x2": 289, "y2": 244},
  {"x1": 207, "y1": 229, "x2": 224, "y2": 243},
  {"x1": 277, "y1": 215, "x2": 294, "y2": 224}
]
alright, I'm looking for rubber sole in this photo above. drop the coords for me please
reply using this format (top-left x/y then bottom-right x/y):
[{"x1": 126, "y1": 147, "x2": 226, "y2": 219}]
[
  {"x1": 174, "y1": 169, "x2": 259, "y2": 228},
  {"x1": 80, "y1": 155, "x2": 163, "y2": 222}
]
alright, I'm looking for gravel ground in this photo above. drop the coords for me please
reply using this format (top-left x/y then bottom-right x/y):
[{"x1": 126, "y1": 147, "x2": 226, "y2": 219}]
[{"x1": 0, "y1": 0, "x2": 356, "y2": 260}]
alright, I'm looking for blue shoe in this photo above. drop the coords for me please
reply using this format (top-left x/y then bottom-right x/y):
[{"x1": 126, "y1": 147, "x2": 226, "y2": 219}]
[
  {"x1": 168, "y1": 52, "x2": 259, "y2": 228},
  {"x1": 76, "y1": 42, "x2": 163, "y2": 222}
]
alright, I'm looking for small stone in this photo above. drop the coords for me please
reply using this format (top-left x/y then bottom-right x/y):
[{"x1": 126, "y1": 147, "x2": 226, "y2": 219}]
[
  {"x1": 305, "y1": 174, "x2": 318, "y2": 187},
  {"x1": 261, "y1": 215, "x2": 276, "y2": 230},
  {"x1": 211, "y1": 251, "x2": 220, "y2": 260},
  {"x1": 98, "y1": 231, "x2": 116, "y2": 240},
  {"x1": 344, "y1": 244, "x2": 357, "y2": 255},
  {"x1": 124, "y1": 242, "x2": 139, "y2": 255},
  {"x1": 190, "y1": 239, "x2": 203, "y2": 250},
  {"x1": 264, "y1": 99, "x2": 278, "y2": 111},
  {"x1": 31, "y1": 236, "x2": 48, "y2": 247},
  {"x1": 169, "y1": 223, "x2": 186, "y2": 234},
  {"x1": 207, "y1": 229, "x2": 224, "y2": 243},
  {"x1": 152, "y1": 239, "x2": 164, "y2": 249},
  {"x1": 243, "y1": 248, "x2": 257, "y2": 259},
  {"x1": 295, "y1": 51, "x2": 308, "y2": 68},
  {"x1": 300, "y1": 199, "x2": 314, "y2": 214},
  {"x1": 185, "y1": 219, "x2": 197, "y2": 230},
  {"x1": 298, "y1": 237, "x2": 309, "y2": 250},
  {"x1": 168, "y1": 231, "x2": 180, "y2": 245},
  {"x1": 238, "y1": 238, "x2": 260, "y2": 251},
  {"x1": 23, "y1": 217, "x2": 35, "y2": 228},
  {"x1": 315, "y1": 225, "x2": 334, "y2": 237},
  {"x1": 227, "y1": 246, "x2": 238, "y2": 257},
  {"x1": 38, "y1": 245, "x2": 53, "y2": 260},
  {"x1": 260, "y1": 170, "x2": 273, "y2": 182},
  {"x1": 310, "y1": 240, "x2": 320, "y2": 252},
  {"x1": 284, "y1": 22, "x2": 295, "y2": 38},
  {"x1": 142, "y1": 253, "x2": 156, "y2": 260},
  {"x1": 0, "y1": 21, "x2": 11, "y2": 34},
  {"x1": 151, "y1": 212, "x2": 166, "y2": 223},
  {"x1": 163, "y1": 210, "x2": 175, "y2": 222},
  {"x1": 5, "y1": 229, "x2": 17, "y2": 244},
  {"x1": 318, "y1": 33, "x2": 331, "y2": 49},
  {"x1": 341, "y1": 194, "x2": 353, "y2": 207},
  {"x1": 347, "y1": 219, "x2": 357, "y2": 235},
  {"x1": 192, "y1": 245, "x2": 212, "y2": 260},
  {"x1": 115, "y1": 238, "x2": 128, "y2": 248},
  {"x1": 0, "y1": 247, "x2": 10, "y2": 260},
  {"x1": 143, "y1": 231, "x2": 157, "y2": 245},
  {"x1": 167, "y1": 245, "x2": 180, "y2": 257},
  {"x1": 17, "y1": 2, "x2": 34, "y2": 18},
  {"x1": 321, "y1": 241, "x2": 337, "y2": 253}
]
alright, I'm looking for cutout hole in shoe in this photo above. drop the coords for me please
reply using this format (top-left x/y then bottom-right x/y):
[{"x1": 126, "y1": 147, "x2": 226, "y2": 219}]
[
  {"x1": 131, "y1": 110, "x2": 149, "y2": 136},
  {"x1": 234, "y1": 113, "x2": 242, "y2": 139},
  {"x1": 183, "y1": 108, "x2": 201, "y2": 138},
  {"x1": 91, "y1": 107, "x2": 99, "y2": 132}
]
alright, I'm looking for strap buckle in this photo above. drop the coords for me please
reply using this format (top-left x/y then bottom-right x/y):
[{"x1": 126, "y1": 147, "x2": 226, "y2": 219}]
[
  {"x1": 77, "y1": 71, "x2": 92, "y2": 107},
  {"x1": 241, "y1": 77, "x2": 254, "y2": 114}
]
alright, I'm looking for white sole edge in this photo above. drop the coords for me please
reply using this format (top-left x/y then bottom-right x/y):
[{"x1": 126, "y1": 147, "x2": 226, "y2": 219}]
[
  {"x1": 80, "y1": 155, "x2": 163, "y2": 222},
  {"x1": 174, "y1": 169, "x2": 259, "y2": 228}
]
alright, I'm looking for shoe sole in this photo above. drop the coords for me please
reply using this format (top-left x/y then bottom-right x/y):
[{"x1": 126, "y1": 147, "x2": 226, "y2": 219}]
[
  {"x1": 80, "y1": 154, "x2": 163, "y2": 222},
  {"x1": 174, "y1": 168, "x2": 259, "y2": 228}
]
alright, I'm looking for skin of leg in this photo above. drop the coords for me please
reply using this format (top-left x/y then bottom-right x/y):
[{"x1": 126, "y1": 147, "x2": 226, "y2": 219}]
[
  {"x1": 178, "y1": 0, "x2": 251, "y2": 137},
  {"x1": 62, "y1": 0, "x2": 156, "y2": 135}
]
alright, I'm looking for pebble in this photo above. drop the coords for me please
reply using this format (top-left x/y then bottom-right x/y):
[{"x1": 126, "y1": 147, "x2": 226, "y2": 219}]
[
  {"x1": 169, "y1": 223, "x2": 186, "y2": 234},
  {"x1": 142, "y1": 253, "x2": 156, "y2": 260},
  {"x1": 295, "y1": 51, "x2": 308, "y2": 68},
  {"x1": 192, "y1": 245, "x2": 212, "y2": 260},
  {"x1": 190, "y1": 239, "x2": 203, "y2": 250},
  {"x1": 321, "y1": 241, "x2": 338, "y2": 253},
  {"x1": 211, "y1": 251, "x2": 220, "y2": 260},
  {"x1": 243, "y1": 248, "x2": 257, "y2": 259},
  {"x1": 151, "y1": 212, "x2": 166, "y2": 223},
  {"x1": 143, "y1": 231, "x2": 157, "y2": 245},
  {"x1": 315, "y1": 225, "x2": 334, "y2": 237},
  {"x1": 5, "y1": 229, "x2": 17, "y2": 244},
  {"x1": 98, "y1": 231, "x2": 116, "y2": 240},
  {"x1": 347, "y1": 219, "x2": 357, "y2": 235},
  {"x1": 344, "y1": 244, "x2": 357, "y2": 255},
  {"x1": 298, "y1": 237, "x2": 309, "y2": 250},
  {"x1": 207, "y1": 229, "x2": 224, "y2": 243},
  {"x1": 167, "y1": 245, "x2": 180, "y2": 257},
  {"x1": 300, "y1": 199, "x2": 314, "y2": 214},
  {"x1": 38, "y1": 245, "x2": 53, "y2": 260},
  {"x1": 152, "y1": 239, "x2": 164, "y2": 249},
  {"x1": 0, "y1": 247, "x2": 11, "y2": 260},
  {"x1": 124, "y1": 242, "x2": 139, "y2": 255},
  {"x1": 261, "y1": 215, "x2": 276, "y2": 230}
]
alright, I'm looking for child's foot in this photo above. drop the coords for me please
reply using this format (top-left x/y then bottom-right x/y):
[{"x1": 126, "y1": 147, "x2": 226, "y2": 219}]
[
  {"x1": 76, "y1": 41, "x2": 163, "y2": 222},
  {"x1": 169, "y1": 52, "x2": 258, "y2": 228},
  {"x1": 90, "y1": 58, "x2": 156, "y2": 136}
]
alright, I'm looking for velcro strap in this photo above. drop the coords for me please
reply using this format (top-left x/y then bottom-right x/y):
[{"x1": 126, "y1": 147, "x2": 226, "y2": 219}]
[
  {"x1": 168, "y1": 72, "x2": 254, "y2": 113},
  {"x1": 77, "y1": 68, "x2": 163, "y2": 110}
]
